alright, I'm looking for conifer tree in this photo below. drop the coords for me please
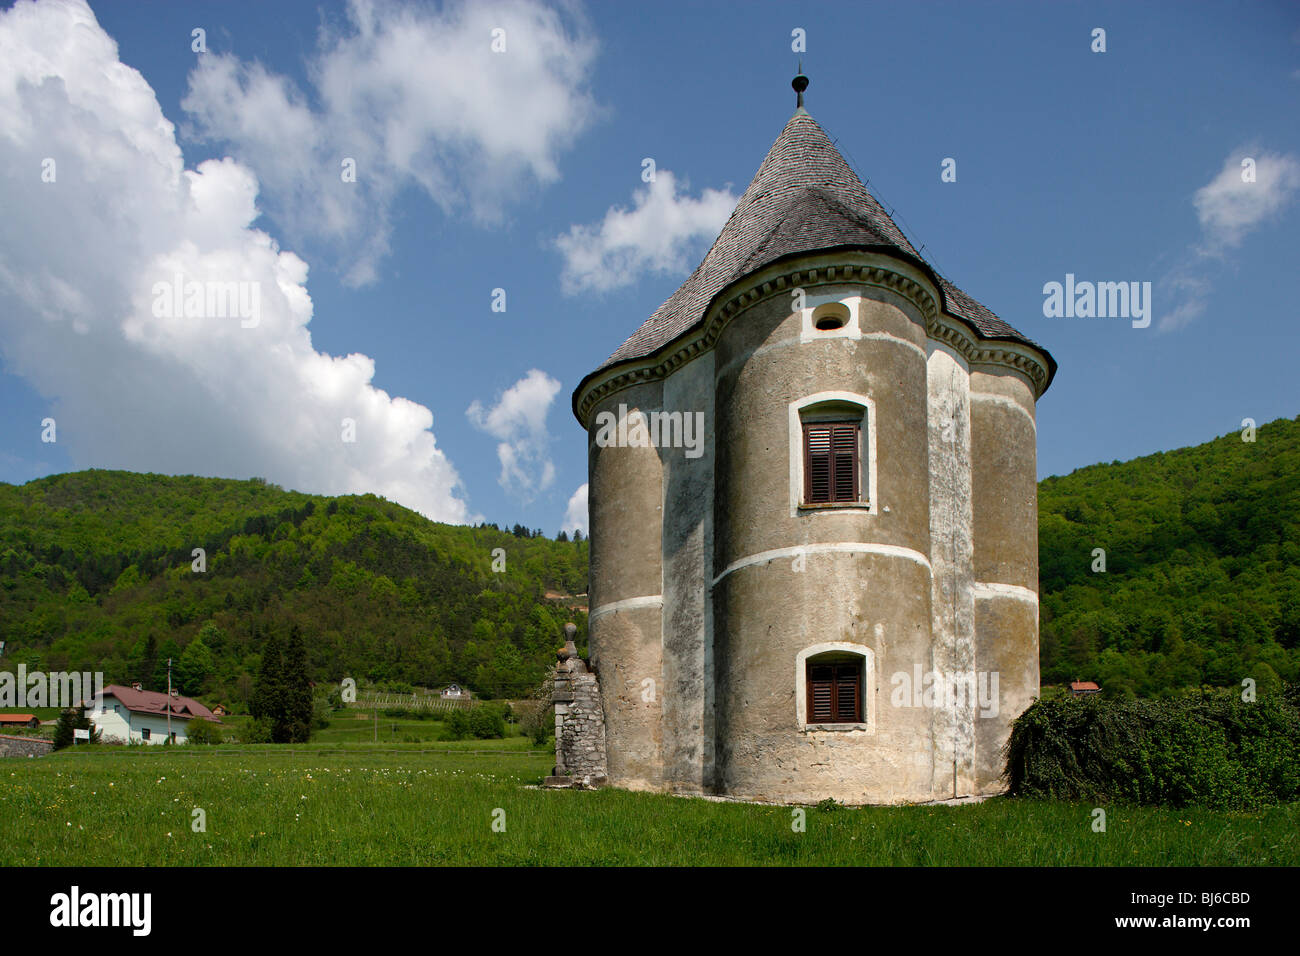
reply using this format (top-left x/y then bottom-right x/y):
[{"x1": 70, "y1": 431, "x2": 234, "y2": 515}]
[
  {"x1": 250, "y1": 627, "x2": 313, "y2": 743},
  {"x1": 251, "y1": 630, "x2": 285, "y2": 738},
  {"x1": 52, "y1": 707, "x2": 98, "y2": 750},
  {"x1": 282, "y1": 625, "x2": 313, "y2": 743}
]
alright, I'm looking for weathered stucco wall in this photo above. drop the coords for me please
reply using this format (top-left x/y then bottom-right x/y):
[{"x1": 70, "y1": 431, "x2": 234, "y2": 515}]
[
  {"x1": 587, "y1": 381, "x2": 665, "y2": 791},
  {"x1": 926, "y1": 342, "x2": 976, "y2": 799},
  {"x1": 660, "y1": 350, "x2": 716, "y2": 793},
  {"x1": 710, "y1": 276, "x2": 945, "y2": 804},
  {"x1": 970, "y1": 367, "x2": 1041, "y2": 792},
  {"x1": 582, "y1": 251, "x2": 1047, "y2": 805}
]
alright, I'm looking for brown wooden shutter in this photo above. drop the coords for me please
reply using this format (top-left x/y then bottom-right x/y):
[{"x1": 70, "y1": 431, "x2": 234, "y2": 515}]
[
  {"x1": 808, "y1": 664, "x2": 834, "y2": 722},
  {"x1": 834, "y1": 664, "x2": 860, "y2": 722},
  {"x1": 803, "y1": 421, "x2": 859, "y2": 504},
  {"x1": 804, "y1": 424, "x2": 832, "y2": 503},
  {"x1": 807, "y1": 661, "x2": 864, "y2": 723},
  {"x1": 831, "y1": 424, "x2": 858, "y2": 502}
]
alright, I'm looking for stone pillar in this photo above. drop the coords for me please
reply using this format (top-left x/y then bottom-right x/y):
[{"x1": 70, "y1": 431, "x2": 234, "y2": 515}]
[{"x1": 545, "y1": 623, "x2": 608, "y2": 789}]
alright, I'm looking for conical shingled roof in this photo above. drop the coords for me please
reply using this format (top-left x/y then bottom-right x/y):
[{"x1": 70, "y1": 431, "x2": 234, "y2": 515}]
[{"x1": 583, "y1": 108, "x2": 1052, "y2": 390}]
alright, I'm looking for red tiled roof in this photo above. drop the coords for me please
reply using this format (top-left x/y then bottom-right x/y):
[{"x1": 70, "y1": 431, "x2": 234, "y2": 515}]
[
  {"x1": 98, "y1": 685, "x2": 218, "y2": 722},
  {"x1": 0, "y1": 713, "x2": 37, "y2": 723},
  {"x1": 1069, "y1": 681, "x2": 1101, "y2": 691}
]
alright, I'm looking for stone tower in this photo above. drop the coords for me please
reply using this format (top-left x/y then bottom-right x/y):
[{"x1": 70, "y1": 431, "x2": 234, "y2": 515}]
[{"x1": 569, "y1": 74, "x2": 1056, "y2": 804}]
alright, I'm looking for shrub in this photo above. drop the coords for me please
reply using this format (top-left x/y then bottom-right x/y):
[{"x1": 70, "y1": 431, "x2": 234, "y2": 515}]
[
  {"x1": 1005, "y1": 685, "x2": 1300, "y2": 809},
  {"x1": 312, "y1": 697, "x2": 333, "y2": 730},
  {"x1": 443, "y1": 709, "x2": 470, "y2": 741},
  {"x1": 469, "y1": 705, "x2": 506, "y2": 740},
  {"x1": 519, "y1": 677, "x2": 554, "y2": 747},
  {"x1": 185, "y1": 719, "x2": 223, "y2": 745},
  {"x1": 239, "y1": 717, "x2": 274, "y2": 744},
  {"x1": 517, "y1": 700, "x2": 551, "y2": 746},
  {"x1": 383, "y1": 706, "x2": 433, "y2": 720}
]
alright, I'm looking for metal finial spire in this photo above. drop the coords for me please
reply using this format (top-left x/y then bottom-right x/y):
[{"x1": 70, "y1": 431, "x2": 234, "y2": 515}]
[{"x1": 792, "y1": 61, "x2": 809, "y2": 110}]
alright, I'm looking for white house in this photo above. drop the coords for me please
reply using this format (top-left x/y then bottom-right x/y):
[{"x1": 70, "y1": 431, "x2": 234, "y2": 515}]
[{"x1": 89, "y1": 684, "x2": 219, "y2": 744}]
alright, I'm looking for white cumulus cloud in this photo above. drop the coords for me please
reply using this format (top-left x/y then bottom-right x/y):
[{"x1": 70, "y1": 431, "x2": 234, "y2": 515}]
[
  {"x1": 561, "y1": 482, "x2": 588, "y2": 536},
  {"x1": 554, "y1": 170, "x2": 736, "y2": 294},
  {"x1": 466, "y1": 369, "x2": 562, "y2": 501},
  {"x1": 1193, "y1": 149, "x2": 1300, "y2": 251},
  {"x1": 0, "y1": 0, "x2": 472, "y2": 522},
  {"x1": 182, "y1": 0, "x2": 599, "y2": 286},
  {"x1": 1159, "y1": 146, "x2": 1300, "y2": 331}
]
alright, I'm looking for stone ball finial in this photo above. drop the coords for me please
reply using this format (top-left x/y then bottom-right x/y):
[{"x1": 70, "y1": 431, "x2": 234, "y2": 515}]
[
  {"x1": 792, "y1": 63, "x2": 809, "y2": 109},
  {"x1": 561, "y1": 621, "x2": 578, "y2": 661}
]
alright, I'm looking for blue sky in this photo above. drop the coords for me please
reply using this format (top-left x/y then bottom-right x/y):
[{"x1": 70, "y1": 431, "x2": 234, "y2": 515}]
[{"x1": 1, "y1": 0, "x2": 1297, "y2": 535}]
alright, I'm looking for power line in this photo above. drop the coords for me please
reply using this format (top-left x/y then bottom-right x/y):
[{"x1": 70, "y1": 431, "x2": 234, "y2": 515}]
[{"x1": 826, "y1": 126, "x2": 953, "y2": 283}]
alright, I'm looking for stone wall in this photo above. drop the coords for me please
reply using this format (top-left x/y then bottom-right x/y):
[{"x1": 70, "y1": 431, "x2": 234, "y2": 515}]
[
  {"x1": 547, "y1": 624, "x2": 608, "y2": 788},
  {"x1": 0, "y1": 734, "x2": 53, "y2": 757}
]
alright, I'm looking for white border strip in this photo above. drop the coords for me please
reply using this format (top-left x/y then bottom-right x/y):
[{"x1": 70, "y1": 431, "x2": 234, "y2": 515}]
[
  {"x1": 970, "y1": 391, "x2": 1036, "y2": 429},
  {"x1": 713, "y1": 542, "x2": 932, "y2": 588},
  {"x1": 973, "y1": 582, "x2": 1038, "y2": 603},
  {"x1": 589, "y1": 594, "x2": 664, "y2": 622}
]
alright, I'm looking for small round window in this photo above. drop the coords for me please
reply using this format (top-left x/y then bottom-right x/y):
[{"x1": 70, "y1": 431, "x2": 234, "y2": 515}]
[{"x1": 812, "y1": 302, "x2": 850, "y2": 331}]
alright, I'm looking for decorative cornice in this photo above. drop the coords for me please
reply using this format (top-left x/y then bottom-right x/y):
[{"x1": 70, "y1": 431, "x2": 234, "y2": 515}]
[{"x1": 573, "y1": 253, "x2": 1052, "y2": 427}]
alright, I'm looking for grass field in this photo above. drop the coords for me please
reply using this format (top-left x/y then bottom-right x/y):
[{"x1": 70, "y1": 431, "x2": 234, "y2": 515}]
[
  {"x1": 2, "y1": 746, "x2": 1297, "y2": 866},
  {"x1": 214, "y1": 709, "x2": 527, "y2": 744}
]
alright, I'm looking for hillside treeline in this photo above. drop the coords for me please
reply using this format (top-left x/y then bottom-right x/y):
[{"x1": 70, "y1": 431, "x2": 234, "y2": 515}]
[
  {"x1": 0, "y1": 471, "x2": 588, "y2": 709},
  {"x1": 1038, "y1": 415, "x2": 1300, "y2": 696}
]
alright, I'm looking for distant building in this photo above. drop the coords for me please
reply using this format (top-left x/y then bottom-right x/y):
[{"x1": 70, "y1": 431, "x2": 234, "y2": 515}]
[
  {"x1": 1068, "y1": 681, "x2": 1102, "y2": 697},
  {"x1": 89, "y1": 685, "x2": 219, "y2": 744},
  {"x1": 0, "y1": 714, "x2": 39, "y2": 728},
  {"x1": 439, "y1": 684, "x2": 468, "y2": 699}
]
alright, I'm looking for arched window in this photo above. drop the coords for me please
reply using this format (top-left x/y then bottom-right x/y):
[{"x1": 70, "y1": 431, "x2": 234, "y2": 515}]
[
  {"x1": 789, "y1": 394, "x2": 875, "y2": 512},
  {"x1": 796, "y1": 643, "x2": 875, "y2": 731}
]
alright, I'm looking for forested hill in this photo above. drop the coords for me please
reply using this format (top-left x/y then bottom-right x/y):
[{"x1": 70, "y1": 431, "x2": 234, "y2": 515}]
[
  {"x1": 0, "y1": 471, "x2": 588, "y2": 706},
  {"x1": 1039, "y1": 415, "x2": 1300, "y2": 695},
  {"x1": 3, "y1": 415, "x2": 1297, "y2": 709}
]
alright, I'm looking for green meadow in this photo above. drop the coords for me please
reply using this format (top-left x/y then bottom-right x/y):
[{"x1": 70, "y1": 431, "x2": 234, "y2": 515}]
[
  {"x1": 217, "y1": 709, "x2": 524, "y2": 746},
  {"x1": 2, "y1": 746, "x2": 1296, "y2": 866}
]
